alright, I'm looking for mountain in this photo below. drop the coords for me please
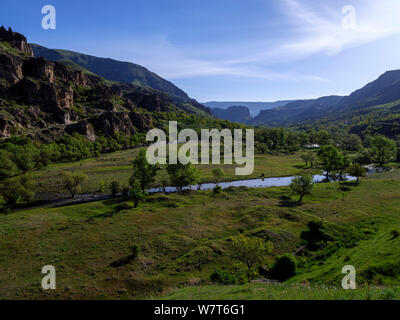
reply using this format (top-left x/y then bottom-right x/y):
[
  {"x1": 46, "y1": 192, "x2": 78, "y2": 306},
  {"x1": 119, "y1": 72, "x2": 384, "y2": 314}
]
[
  {"x1": 0, "y1": 27, "x2": 214, "y2": 141},
  {"x1": 30, "y1": 43, "x2": 205, "y2": 108},
  {"x1": 251, "y1": 96, "x2": 344, "y2": 127},
  {"x1": 335, "y1": 70, "x2": 400, "y2": 112},
  {"x1": 203, "y1": 100, "x2": 293, "y2": 117},
  {"x1": 210, "y1": 106, "x2": 252, "y2": 123}
]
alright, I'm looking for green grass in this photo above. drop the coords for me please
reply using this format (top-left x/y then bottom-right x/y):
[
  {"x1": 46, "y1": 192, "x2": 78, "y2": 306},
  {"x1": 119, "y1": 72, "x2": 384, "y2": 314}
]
[
  {"x1": 159, "y1": 283, "x2": 400, "y2": 300},
  {"x1": 33, "y1": 149, "x2": 317, "y2": 194},
  {"x1": 2, "y1": 169, "x2": 400, "y2": 299}
]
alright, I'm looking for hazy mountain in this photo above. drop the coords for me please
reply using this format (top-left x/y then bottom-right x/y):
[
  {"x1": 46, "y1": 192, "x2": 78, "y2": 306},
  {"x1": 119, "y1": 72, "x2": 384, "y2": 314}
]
[
  {"x1": 251, "y1": 96, "x2": 343, "y2": 127},
  {"x1": 203, "y1": 100, "x2": 293, "y2": 117},
  {"x1": 211, "y1": 106, "x2": 252, "y2": 123}
]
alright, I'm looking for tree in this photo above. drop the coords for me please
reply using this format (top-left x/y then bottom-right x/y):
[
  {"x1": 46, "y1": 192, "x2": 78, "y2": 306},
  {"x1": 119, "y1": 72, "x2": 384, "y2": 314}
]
[
  {"x1": 290, "y1": 174, "x2": 314, "y2": 202},
  {"x1": 371, "y1": 136, "x2": 396, "y2": 167},
  {"x1": 231, "y1": 233, "x2": 273, "y2": 281},
  {"x1": 109, "y1": 181, "x2": 120, "y2": 196},
  {"x1": 131, "y1": 149, "x2": 158, "y2": 192},
  {"x1": 0, "y1": 175, "x2": 36, "y2": 214},
  {"x1": 212, "y1": 168, "x2": 225, "y2": 184},
  {"x1": 336, "y1": 156, "x2": 351, "y2": 180},
  {"x1": 343, "y1": 134, "x2": 363, "y2": 151},
  {"x1": 317, "y1": 145, "x2": 343, "y2": 179},
  {"x1": 128, "y1": 176, "x2": 147, "y2": 207},
  {"x1": 60, "y1": 171, "x2": 88, "y2": 198},
  {"x1": 166, "y1": 162, "x2": 200, "y2": 191},
  {"x1": 0, "y1": 150, "x2": 18, "y2": 179},
  {"x1": 301, "y1": 220, "x2": 333, "y2": 250},
  {"x1": 348, "y1": 163, "x2": 366, "y2": 183},
  {"x1": 316, "y1": 130, "x2": 330, "y2": 146},
  {"x1": 301, "y1": 151, "x2": 316, "y2": 167},
  {"x1": 270, "y1": 254, "x2": 297, "y2": 281}
]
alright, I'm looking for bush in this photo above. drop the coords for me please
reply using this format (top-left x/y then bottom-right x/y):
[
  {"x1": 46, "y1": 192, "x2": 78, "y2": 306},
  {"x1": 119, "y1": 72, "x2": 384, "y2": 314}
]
[
  {"x1": 210, "y1": 269, "x2": 237, "y2": 285},
  {"x1": 270, "y1": 254, "x2": 297, "y2": 281},
  {"x1": 213, "y1": 185, "x2": 222, "y2": 194}
]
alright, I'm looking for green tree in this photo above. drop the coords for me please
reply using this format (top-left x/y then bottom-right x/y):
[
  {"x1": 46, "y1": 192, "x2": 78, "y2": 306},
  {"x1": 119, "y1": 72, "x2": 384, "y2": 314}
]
[
  {"x1": 270, "y1": 254, "x2": 297, "y2": 281},
  {"x1": 0, "y1": 150, "x2": 18, "y2": 179},
  {"x1": 301, "y1": 220, "x2": 333, "y2": 250},
  {"x1": 348, "y1": 163, "x2": 366, "y2": 183},
  {"x1": 317, "y1": 145, "x2": 343, "y2": 179},
  {"x1": 231, "y1": 233, "x2": 273, "y2": 281},
  {"x1": 371, "y1": 136, "x2": 396, "y2": 167},
  {"x1": 212, "y1": 168, "x2": 225, "y2": 184},
  {"x1": 301, "y1": 151, "x2": 316, "y2": 168},
  {"x1": 336, "y1": 156, "x2": 351, "y2": 180},
  {"x1": 0, "y1": 175, "x2": 36, "y2": 214},
  {"x1": 290, "y1": 174, "x2": 314, "y2": 202},
  {"x1": 316, "y1": 130, "x2": 330, "y2": 146},
  {"x1": 131, "y1": 149, "x2": 158, "y2": 192},
  {"x1": 128, "y1": 176, "x2": 147, "y2": 207},
  {"x1": 60, "y1": 171, "x2": 88, "y2": 198},
  {"x1": 166, "y1": 162, "x2": 200, "y2": 191}
]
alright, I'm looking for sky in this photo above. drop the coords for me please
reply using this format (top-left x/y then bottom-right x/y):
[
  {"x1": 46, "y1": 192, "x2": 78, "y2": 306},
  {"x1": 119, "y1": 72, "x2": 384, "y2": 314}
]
[{"x1": 2, "y1": 0, "x2": 400, "y2": 102}]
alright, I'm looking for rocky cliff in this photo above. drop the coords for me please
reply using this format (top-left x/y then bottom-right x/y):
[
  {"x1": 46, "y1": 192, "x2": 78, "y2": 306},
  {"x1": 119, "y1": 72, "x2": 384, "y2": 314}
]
[{"x1": 0, "y1": 27, "x2": 202, "y2": 141}]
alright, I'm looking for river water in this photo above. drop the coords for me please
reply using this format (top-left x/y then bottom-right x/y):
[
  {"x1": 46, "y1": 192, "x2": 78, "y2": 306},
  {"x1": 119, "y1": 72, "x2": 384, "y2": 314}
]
[{"x1": 148, "y1": 173, "x2": 356, "y2": 194}]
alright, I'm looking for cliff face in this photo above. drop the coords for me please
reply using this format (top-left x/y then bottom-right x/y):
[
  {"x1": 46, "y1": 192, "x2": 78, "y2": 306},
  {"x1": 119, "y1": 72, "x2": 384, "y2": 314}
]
[
  {"x1": 0, "y1": 26, "x2": 33, "y2": 56},
  {"x1": 0, "y1": 27, "x2": 192, "y2": 141}
]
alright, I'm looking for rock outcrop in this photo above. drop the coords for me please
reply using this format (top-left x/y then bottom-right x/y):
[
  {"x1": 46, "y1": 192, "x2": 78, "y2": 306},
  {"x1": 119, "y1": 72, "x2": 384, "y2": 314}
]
[
  {"x1": 0, "y1": 26, "x2": 33, "y2": 56},
  {"x1": 0, "y1": 27, "x2": 201, "y2": 141}
]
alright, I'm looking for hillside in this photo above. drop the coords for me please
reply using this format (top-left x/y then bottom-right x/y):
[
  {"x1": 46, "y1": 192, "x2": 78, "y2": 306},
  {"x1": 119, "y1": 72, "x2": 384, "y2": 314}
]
[
  {"x1": 251, "y1": 96, "x2": 343, "y2": 127},
  {"x1": 30, "y1": 43, "x2": 207, "y2": 110},
  {"x1": 0, "y1": 27, "x2": 213, "y2": 141},
  {"x1": 211, "y1": 106, "x2": 252, "y2": 123}
]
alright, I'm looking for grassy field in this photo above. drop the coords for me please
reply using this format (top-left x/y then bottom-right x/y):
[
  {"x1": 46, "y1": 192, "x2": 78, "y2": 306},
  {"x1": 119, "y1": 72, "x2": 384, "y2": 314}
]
[
  {"x1": 1, "y1": 165, "x2": 400, "y2": 299},
  {"x1": 33, "y1": 148, "x2": 317, "y2": 194},
  {"x1": 159, "y1": 283, "x2": 400, "y2": 300}
]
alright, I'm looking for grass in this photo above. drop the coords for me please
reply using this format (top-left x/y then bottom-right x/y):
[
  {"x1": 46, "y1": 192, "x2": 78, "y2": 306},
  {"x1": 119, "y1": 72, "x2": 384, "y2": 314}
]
[
  {"x1": 1, "y1": 168, "x2": 400, "y2": 299},
  {"x1": 33, "y1": 148, "x2": 317, "y2": 194},
  {"x1": 159, "y1": 283, "x2": 400, "y2": 300}
]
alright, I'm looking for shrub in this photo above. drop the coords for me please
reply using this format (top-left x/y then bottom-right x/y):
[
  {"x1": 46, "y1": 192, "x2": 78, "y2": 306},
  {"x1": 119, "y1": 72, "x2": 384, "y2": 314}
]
[
  {"x1": 270, "y1": 254, "x2": 297, "y2": 281},
  {"x1": 213, "y1": 185, "x2": 222, "y2": 194},
  {"x1": 210, "y1": 269, "x2": 237, "y2": 285}
]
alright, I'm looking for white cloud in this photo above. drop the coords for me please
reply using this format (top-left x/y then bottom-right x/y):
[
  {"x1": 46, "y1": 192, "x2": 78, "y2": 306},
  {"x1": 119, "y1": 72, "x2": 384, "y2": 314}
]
[{"x1": 106, "y1": 0, "x2": 400, "y2": 82}]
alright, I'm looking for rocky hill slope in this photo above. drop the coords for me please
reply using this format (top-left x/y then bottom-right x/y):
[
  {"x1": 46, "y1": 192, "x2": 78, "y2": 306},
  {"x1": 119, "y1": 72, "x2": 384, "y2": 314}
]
[
  {"x1": 0, "y1": 27, "x2": 210, "y2": 142},
  {"x1": 30, "y1": 43, "x2": 201, "y2": 106}
]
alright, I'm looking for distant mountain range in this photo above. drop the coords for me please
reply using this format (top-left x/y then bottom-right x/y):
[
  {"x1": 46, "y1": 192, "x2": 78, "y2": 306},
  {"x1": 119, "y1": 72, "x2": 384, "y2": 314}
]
[
  {"x1": 203, "y1": 101, "x2": 293, "y2": 117},
  {"x1": 205, "y1": 70, "x2": 400, "y2": 138}
]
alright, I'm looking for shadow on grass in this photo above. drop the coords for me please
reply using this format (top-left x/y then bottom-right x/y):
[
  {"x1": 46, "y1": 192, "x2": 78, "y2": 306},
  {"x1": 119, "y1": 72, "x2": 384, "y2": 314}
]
[
  {"x1": 278, "y1": 195, "x2": 302, "y2": 207},
  {"x1": 109, "y1": 255, "x2": 136, "y2": 268}
]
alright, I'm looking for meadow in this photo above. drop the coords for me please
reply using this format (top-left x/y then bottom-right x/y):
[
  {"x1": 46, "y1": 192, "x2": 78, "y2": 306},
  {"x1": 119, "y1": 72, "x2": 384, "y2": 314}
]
[
  {"x1": 1, "y1": 163, "x2": 400, "y2": 299},
  {"x1": 33, "y1": 148, "x2": 317, "y2": 195}
]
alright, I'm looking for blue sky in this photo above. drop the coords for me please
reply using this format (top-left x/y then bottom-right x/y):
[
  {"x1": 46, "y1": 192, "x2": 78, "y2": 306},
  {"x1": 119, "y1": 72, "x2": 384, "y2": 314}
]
[{"x1": 2, "y1": 0, "x2": 400, "y2": 102}]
